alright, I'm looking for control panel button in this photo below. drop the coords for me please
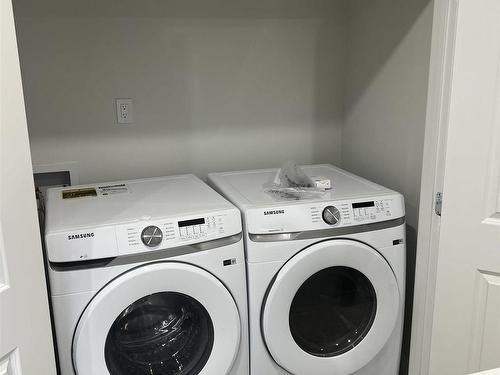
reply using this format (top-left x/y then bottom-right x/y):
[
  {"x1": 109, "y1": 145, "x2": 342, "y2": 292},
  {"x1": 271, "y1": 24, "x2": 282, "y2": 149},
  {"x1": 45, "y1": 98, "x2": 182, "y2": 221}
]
[
  {"x1": 141, "y1": 225, "x2": 163, "y2": 247},
  {"x1": 323, "y1": 206, "x2": 341, "y2": 226}
]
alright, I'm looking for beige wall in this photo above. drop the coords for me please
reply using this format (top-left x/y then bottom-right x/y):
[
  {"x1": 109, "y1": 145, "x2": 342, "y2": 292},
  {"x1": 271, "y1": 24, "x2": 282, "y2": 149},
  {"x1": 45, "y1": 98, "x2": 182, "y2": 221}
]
[
  {"x1": 343, "y1": 0, "x2": 433, "y2": 231},
  {"x1": 341, "y1": 2, "x2": 434, "y2": 373},
  {"x1": 14, "y1": 0, "x2": 346, "y2": 184},
  {"x1": 14, "y1": 0, "x2": 432, "y2": 207}
]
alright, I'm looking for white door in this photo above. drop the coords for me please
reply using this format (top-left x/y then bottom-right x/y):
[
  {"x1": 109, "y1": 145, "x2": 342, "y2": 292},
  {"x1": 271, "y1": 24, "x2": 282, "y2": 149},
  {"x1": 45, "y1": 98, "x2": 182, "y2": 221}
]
[
  {"x1": 73, "y1": 262, "x2": 241, "y2": 375},
  {"x1": 262, "y1": 239, "x2": 400, "y2": 375},
  {"x1": 0, "y1": 1, "x2": 57, "y2": 374},
  {"x1": 426, "y1": 0, "x2": 500, "y2": 374}
]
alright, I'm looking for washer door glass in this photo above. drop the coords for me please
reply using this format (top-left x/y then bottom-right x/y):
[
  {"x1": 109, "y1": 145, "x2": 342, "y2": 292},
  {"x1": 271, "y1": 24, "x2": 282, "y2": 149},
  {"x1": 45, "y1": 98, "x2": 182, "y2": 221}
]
[
  {"x1": 289, "y1": 266, "x2": 376, "y2": 357},
  {"x1": 105, "y1": 292, "x2": 214, "y2": 375}
]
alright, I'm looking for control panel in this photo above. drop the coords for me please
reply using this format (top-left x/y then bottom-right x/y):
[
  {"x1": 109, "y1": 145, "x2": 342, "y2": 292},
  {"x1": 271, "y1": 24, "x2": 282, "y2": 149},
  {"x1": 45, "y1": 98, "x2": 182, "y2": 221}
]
[
  {"x1": 177, "y1": 216, "x2": 220, "y2": 242},
  {"x1": 117, "y1": 214, "x2": 227, "y2": 255},
  {"x1": 46, "y1": 209, "x2": 242, "y2": 263},
  {"x1": 309, "y1": 198, "x2": 397, "y2": 227},
  {"x1": 352, "y1": 200, "x2": 389, "y2": 221},
  {"x1": 337, "y1": 198, "x2": 394, "y2": 225},
  {"x1": 246, "y1": 193, "x2": 404, "y2": 234},
  {"x1": 104, "y1": 209, "x2": 241, "y2": 258},
  {"x1": 323, "y1": 199, "x2": 397, "y2": 227}
]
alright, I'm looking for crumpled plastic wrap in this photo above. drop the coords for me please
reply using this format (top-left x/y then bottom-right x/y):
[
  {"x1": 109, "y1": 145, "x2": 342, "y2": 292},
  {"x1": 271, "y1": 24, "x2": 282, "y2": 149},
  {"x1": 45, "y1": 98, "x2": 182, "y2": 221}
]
[
  {"x1": 264, "y1": 161, "x2": 328, "y2": 201},
  {"x1": 104, "y1": 292, "x2": 213, "y2": 375}
]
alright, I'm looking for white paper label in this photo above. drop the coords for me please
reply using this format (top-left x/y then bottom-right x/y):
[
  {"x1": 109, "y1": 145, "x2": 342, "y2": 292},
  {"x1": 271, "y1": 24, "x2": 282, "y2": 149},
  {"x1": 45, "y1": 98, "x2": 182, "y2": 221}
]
[{"x1": 97, "y1": 183, "x2": 129, "y2": 196}]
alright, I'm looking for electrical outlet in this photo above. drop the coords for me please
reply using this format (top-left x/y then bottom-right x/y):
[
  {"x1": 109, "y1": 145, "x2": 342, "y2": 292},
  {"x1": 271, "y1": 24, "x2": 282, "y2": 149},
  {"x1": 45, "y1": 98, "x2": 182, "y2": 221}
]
[{"x1": 116, "y1": 99, "x2": 134, "y2": 124}]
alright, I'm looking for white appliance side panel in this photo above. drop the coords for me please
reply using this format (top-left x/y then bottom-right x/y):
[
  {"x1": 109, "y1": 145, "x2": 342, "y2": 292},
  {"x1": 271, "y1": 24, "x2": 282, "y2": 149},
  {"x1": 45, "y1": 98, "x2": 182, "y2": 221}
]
[
  {"x1": 51, "y1": 291, "x2": 95, "y2": 375},
  {"x1": 244, "y1": 224, "x2": 406, "y2": 271},
  {"x1": 246, "y1": 261, "x2": 288, "y2": 375},
  {"x1": 49, "y1": 239, "x2": 246, "y2": 296}
]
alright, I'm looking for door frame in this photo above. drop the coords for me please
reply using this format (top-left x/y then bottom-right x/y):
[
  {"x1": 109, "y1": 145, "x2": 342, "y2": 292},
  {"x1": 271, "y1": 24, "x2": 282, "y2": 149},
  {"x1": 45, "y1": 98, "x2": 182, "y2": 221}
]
[{"x1": 408, "y1": 0, "x2": 459, "y2": 374}]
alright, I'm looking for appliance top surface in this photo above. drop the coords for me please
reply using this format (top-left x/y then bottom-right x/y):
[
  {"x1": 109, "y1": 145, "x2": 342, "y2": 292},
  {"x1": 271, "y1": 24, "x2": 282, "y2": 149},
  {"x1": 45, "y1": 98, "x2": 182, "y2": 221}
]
[
  {"x1": 209, "y1": 164, "x2": 398, "y2": 209},
  {"x1": 45, "y1": 174, "x2": 235, "y2": 233}
]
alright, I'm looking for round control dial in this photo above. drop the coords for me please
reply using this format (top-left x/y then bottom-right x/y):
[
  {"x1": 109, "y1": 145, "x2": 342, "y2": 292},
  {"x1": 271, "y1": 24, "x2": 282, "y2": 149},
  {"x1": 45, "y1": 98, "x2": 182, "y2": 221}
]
[
  {"x1": 322, "y1": 206, "x2": 341, "y2": 226},
  {"x1": 141, "y1": 225, "x2": 163, "y2": 247}
]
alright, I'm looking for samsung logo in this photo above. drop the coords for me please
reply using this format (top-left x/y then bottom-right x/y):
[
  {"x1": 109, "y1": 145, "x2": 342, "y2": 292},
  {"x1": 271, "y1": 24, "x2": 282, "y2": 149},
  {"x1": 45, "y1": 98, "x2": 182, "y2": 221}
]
[
  {"x1": 68, "y1": 233, "x2": 95, "y2": 240},
  {"x1": 264, "y1": 210, "x2": 285, "y2": 216}
]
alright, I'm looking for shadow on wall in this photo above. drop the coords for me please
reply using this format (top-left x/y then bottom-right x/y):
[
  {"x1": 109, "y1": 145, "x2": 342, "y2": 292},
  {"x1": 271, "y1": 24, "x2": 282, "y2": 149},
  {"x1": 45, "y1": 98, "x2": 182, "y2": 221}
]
[
  {"x1": 342, "y1": 0, "x2": 433, "y2": 226},
  {"x1": 340, "y1": 1, "x2": 434, "y2": 374},
  {"x1": 312, "y1": 2, "x2": 347, "y2": 163},
  {"x1": 344, "y1": 0, "x2": 432, "y2": 113}
]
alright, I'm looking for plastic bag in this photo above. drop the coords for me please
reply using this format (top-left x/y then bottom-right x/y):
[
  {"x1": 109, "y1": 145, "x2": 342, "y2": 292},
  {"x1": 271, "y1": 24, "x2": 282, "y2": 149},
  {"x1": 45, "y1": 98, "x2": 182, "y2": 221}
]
[{"x1": 263, "y1": 161, "x2": 328, "y2": 201}]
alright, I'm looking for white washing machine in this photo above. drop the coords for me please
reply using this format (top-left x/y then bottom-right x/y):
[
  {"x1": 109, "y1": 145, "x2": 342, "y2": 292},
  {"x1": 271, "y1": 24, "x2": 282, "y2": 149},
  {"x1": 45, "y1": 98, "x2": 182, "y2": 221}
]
[
  {"x1": 44, "y1": 175, "x2": 249, "y2": 375},
  {"x1": 208, "y1": 164, "x2": 405, "y2": 375}
]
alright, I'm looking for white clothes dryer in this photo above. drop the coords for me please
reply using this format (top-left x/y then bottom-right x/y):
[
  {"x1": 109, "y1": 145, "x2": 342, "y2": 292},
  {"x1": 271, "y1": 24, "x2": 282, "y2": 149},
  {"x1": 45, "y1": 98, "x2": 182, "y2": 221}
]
[
  {"x1": 209, "y1": 164, "x2": 405, "y2": 375},
  {"x1": 44, "y1": 175, "x2": 249, "y2": 375}
]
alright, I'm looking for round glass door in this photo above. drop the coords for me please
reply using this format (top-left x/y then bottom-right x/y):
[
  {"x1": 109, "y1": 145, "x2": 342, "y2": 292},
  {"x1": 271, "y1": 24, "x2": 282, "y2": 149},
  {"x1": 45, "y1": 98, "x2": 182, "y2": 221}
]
[
  {"x1": 262, "y1": 239, "x2": 400, "y2": 375},
  {"x1": 73, "y1": 262, "x2": 241, "y2": 375},
  {"x1": 105, "y1": 292, "x2": 214, "y2": 375},
  {"x1": 289, "y1": 266, "x2": 376, "y2": 358}
]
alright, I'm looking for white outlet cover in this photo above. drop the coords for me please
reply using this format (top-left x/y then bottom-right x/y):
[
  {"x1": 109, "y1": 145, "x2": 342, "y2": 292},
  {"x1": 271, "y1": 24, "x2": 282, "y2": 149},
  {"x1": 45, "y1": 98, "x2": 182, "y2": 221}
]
[{"x1": 116, "y1": 98, "x2": 134, "y2": 124}]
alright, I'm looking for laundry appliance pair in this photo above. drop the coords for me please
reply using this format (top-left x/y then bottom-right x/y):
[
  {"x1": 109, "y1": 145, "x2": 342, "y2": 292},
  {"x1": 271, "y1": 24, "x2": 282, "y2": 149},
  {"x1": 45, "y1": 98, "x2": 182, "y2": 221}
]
[{"x1": 45, "y1": 165, "x2": 405, "y2": 375}]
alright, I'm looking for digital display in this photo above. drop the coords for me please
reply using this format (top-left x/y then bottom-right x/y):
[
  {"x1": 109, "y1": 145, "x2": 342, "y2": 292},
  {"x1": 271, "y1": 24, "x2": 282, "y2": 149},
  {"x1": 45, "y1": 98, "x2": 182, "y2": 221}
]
[
  {"x1": 352, "y1": 201, "x2": 375, "y2": 209},
  {"x1": 178, "y1": 218, "x2": 205, "y2": 227}
]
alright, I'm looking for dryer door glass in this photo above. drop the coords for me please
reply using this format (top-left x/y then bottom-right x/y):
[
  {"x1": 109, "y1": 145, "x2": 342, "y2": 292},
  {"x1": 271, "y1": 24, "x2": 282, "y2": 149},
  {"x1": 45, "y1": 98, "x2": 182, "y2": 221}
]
[
  {"x1": 104, "y1": 292, "x2": 214, "y2": 375},
  {"x1": 289, "y1": 266, "x2": 376, "y2": 357}
]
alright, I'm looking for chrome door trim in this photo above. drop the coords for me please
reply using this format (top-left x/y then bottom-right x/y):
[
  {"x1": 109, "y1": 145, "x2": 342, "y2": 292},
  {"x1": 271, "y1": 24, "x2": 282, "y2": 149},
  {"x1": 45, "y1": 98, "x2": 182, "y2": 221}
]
[{"x1": 248, "y1": 217, "x2": 405, "y2": 242}]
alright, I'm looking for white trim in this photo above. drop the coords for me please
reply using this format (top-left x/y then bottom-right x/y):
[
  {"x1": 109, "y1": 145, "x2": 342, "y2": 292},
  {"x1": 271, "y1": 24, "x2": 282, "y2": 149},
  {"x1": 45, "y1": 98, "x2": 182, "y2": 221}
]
[
  {"x1": 0, "y1": 224, "x2": 9, "y2": 293},
  {"x1": 262, "y1": 240, "x2": 399, "y2": 375},
  {"x1": 32, "y1": 161, "x2": 80, "y2": 185},
  {"x1": 409, "y1": 0, "x2": 459, "y2": 374}
]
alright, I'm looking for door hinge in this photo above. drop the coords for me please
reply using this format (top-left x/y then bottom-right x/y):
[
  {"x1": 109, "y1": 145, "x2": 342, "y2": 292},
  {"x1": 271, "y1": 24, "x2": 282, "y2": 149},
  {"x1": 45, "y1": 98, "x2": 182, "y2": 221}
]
[{"x1": 435, "y1": 192, "x2": 443, "y2": 216}]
